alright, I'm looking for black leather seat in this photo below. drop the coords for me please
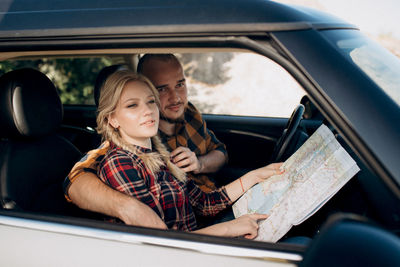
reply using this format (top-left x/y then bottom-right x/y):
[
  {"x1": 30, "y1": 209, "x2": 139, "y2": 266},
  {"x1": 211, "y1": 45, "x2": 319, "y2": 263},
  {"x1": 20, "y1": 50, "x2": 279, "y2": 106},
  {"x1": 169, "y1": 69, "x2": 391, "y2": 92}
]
[
  {"x1": 58, "y1": 64, "x2": 127, "y2": 153},
  {"x1": 93, "y1": 64, "x2": 128, "y2": 107},
  {"x1": 0, "y1": 68, "x2": 82, "y2": 215}
]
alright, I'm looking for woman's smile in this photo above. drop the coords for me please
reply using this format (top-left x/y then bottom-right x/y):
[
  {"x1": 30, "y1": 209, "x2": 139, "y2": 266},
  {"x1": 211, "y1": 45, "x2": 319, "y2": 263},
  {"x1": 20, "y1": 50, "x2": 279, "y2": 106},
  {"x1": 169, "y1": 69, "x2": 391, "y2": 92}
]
[{"x1": 141, "y1": 119, "x2": 156, "y2": 126}]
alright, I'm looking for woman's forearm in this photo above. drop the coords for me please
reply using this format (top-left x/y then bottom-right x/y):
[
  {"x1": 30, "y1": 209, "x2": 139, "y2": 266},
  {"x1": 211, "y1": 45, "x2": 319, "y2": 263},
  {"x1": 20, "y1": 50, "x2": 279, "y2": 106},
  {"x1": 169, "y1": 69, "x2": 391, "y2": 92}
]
[
  {"x1": 193, "y1": 213, "x2": 268, "y2": 239},
  {"x1": 224, "y1": 171, "x2": 258, "y2": 202},
  {"x1": 193, "y1": 221, "x2": 229, "y2": 237},
  {"x1": 224, "y1": 163, "x2": 284, "y2": 202}
]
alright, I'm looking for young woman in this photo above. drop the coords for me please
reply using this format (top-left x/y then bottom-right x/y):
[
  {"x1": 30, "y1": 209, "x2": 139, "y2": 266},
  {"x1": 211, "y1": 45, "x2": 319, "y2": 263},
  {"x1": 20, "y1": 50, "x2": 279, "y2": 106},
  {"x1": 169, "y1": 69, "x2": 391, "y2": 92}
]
[{"x1": 96, "y1": 70, "x2": 283, "y2": 239}]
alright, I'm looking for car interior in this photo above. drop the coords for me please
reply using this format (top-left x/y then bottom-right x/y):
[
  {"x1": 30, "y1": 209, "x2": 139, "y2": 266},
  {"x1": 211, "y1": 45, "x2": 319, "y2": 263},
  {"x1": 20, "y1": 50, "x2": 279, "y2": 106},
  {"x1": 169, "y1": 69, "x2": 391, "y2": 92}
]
[
  {"x1": 1, "y1": 50, "x2": 400, "y2": 257},
  {"x1": 0, "y1": 68, "x2": 82, "y2": 214}
]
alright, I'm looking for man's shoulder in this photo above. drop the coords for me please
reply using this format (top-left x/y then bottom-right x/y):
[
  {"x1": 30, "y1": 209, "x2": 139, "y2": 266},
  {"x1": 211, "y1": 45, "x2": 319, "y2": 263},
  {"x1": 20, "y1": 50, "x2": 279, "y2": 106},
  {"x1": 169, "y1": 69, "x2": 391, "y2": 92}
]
[
  {"x1": 81, "y1": 141, "x2": 110, "y2": 159},
  {"x1": 186, "y1": 101, "x2": 200, "y2": 115},
  {"x1": 185, "y1": 102, "x2": 204, "y2": 124}
]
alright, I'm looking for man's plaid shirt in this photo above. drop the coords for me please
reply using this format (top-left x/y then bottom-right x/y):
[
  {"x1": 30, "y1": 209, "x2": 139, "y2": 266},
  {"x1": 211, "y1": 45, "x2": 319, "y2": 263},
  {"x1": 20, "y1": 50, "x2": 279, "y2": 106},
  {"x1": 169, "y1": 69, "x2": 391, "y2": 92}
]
[
  {"x1": 98, "y1": 143, "x2": 231, "y2": 230},
  {"x1": 158, "y1": 102, "x2": 227, "y2": 192},
  {"x1": 63, "y1": 102, "x2": 227, "y2": 199}
]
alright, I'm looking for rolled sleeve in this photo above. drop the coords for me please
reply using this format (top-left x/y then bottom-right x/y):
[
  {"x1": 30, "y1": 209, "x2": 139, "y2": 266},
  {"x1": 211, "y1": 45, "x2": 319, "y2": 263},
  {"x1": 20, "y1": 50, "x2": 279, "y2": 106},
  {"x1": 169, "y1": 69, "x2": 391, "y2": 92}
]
[
  {"x1": 63, "y1": 141, "x2": 110, "y2": 201},
  {"x1": 205, "y1": 127, "x2": 227, "y2": 156}
]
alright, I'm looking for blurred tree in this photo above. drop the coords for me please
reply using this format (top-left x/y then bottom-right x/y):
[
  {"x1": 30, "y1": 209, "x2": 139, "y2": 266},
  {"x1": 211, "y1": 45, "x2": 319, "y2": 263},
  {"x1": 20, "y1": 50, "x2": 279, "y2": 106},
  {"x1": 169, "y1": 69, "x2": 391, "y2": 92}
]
[
  {"x1": 176, "y1": 53, "x2": 234, "y2": 112},
  {"x1": 177, "y1": 53, "x2": 234, "y2": 85},
  {"x1": 0, "y1": 57, "x2": 114, "y2": 104},
  {"x1": 0, "y1": 53, "x2": 234, "y2": 106}
]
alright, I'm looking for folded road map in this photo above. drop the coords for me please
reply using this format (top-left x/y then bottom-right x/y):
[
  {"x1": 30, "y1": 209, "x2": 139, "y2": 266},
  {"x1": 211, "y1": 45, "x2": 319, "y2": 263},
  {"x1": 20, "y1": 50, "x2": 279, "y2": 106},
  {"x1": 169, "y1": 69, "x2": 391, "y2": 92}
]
[{"x1": 232, "y1": 124, "x2": 360, "y2": 242}]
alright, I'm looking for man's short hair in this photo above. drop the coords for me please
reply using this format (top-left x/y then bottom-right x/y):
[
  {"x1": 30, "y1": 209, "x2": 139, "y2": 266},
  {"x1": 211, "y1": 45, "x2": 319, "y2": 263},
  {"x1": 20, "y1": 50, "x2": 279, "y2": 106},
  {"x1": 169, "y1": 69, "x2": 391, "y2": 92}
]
[{"x1": 137, "y1": 54, "x2": 180, "y2": 73}]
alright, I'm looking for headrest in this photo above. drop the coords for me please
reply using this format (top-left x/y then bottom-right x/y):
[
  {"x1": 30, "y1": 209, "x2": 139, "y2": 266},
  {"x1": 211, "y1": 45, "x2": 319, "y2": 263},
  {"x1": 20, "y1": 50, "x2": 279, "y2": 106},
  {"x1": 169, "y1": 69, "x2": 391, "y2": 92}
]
[
  {"x1": 0, "y1": 68, "x2": 63, "y2": 138},
  {"x1": 94, "y1": 64, "x2": 128, "y2": 107}
]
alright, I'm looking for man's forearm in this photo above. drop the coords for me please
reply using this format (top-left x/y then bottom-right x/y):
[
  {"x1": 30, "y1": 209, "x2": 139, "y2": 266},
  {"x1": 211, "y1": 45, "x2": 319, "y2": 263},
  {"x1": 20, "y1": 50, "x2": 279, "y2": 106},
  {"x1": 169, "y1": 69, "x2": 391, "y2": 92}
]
[
  {"x1": 68, "y1": 173, "x2": 167, "y2": 229},
  {"x1": 196, "y1": 150, "x2": 227, "y2": 174},
  {"x1": 69, "y1": 172, "x2": 121, "y2": 216}
]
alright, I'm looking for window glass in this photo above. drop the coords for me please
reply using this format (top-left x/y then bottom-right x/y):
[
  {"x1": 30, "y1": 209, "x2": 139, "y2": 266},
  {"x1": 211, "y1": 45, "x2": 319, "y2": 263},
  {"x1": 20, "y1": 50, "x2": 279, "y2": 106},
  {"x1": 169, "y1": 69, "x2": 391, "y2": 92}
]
[
  {"x1": 322, "y1": 30, "x2": 400, "y2": 106},
  {"x1": 0, "y1": 52, "x2": 305, "y2": 117},
  {"x1": 0, "y1": 56, "x2": 125, "y2": 104},
  {"x1": 179, "y1": 52, "x2": 306, "y2": 118}
]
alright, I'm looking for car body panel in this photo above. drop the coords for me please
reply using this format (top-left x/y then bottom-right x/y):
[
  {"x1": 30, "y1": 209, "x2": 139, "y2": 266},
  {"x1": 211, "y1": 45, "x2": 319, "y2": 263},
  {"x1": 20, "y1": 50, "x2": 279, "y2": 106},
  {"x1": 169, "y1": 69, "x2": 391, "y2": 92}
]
[
  {"x1": 0, "y1": 0, "x2": 355, "y2": 39},
  {"x1": 0, "y1": 0, "x2": 399, "y2": 266},
  {"x1": 0, "y1": 213, "x2": 301, "y2": 266}
]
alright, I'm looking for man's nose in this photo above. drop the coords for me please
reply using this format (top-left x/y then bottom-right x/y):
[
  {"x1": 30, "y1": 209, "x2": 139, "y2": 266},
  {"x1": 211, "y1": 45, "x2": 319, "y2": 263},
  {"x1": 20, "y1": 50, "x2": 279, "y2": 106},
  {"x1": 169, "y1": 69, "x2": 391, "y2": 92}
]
[{"x1": 168, "y1": 88, "x2": 180, "y2": 102}]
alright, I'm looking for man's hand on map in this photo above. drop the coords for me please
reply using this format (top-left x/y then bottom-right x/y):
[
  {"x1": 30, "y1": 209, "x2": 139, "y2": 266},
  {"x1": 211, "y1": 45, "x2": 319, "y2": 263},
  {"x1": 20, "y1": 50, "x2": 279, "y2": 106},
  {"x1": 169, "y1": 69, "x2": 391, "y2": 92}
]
[{"x1": 251, "y1": 162, "x2": 284, "y2": 184}]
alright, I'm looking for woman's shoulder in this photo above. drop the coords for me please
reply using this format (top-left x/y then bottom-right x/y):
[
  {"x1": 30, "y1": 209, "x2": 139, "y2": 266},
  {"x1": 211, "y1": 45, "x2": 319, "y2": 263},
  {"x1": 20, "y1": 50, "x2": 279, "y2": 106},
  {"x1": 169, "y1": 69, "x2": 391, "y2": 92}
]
[{"x1": 101, "y1": 145, "x2": 142, "y2": 166}]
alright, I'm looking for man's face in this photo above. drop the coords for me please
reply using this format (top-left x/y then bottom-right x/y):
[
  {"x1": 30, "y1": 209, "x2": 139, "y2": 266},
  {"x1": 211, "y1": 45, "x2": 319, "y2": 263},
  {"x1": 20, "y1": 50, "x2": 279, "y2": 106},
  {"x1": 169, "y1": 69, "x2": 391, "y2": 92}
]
[{"x1": 142, "y1": 59, "x2": 188, "y2": 121}]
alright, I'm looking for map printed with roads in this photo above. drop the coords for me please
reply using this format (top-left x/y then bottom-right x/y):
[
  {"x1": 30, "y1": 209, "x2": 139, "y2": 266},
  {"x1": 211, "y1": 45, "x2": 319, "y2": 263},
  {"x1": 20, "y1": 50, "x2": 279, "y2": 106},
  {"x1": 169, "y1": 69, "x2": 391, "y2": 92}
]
[{"x1": 233, "y1": 124, "x2": 360, "y2": 242}]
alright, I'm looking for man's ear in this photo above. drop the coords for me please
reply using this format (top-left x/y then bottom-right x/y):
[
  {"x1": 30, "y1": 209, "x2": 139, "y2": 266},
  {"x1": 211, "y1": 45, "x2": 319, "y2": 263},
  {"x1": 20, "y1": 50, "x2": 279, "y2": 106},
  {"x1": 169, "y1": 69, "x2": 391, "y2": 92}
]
[{"x1": 108, "y1": 114, "x2": 119, "y2": 129}]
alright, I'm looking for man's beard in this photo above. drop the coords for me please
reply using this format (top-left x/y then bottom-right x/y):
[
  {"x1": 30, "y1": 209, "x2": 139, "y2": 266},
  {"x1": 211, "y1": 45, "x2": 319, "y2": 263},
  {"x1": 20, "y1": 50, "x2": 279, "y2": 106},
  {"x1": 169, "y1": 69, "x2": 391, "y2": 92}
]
[{"x1": 159, "y1": 112, "x2": 184, "y2": 124}]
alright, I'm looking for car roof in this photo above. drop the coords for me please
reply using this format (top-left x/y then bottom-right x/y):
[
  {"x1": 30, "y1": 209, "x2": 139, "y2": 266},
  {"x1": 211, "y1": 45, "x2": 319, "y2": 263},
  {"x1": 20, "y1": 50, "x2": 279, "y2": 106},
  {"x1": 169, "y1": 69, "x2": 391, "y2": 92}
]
[{"x1": 0, "y1": 0, "x2": 356, "y2": 38}]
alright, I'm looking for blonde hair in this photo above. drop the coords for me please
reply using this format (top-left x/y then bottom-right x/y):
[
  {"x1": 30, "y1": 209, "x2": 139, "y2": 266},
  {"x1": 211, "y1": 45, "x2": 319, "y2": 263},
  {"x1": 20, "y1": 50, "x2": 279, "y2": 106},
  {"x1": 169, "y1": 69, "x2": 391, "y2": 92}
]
[{"x1": 96, "y1": 70, "x2": 186, "y2": 182}]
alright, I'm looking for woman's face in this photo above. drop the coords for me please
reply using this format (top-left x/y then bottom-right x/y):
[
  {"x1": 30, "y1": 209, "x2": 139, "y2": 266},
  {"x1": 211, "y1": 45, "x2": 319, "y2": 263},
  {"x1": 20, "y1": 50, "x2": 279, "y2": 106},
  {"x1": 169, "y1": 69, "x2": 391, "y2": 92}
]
[{"x1": 109, "y1": 80, "x2": 159, "y2": 148}]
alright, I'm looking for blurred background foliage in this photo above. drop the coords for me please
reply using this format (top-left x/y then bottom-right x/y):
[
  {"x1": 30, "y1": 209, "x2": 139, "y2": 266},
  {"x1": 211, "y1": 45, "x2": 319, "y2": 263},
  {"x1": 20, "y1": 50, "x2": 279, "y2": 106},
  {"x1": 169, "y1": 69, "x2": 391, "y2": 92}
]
[
  {"x1": 0, "y1": 53, "x2": 234, "y2": 106},
  {"x1": 0, "y1": 57, "x2": 117, "y2": 104},
  {"x1": 178, "y1": 53, "x2": 233, "y2": 86}
]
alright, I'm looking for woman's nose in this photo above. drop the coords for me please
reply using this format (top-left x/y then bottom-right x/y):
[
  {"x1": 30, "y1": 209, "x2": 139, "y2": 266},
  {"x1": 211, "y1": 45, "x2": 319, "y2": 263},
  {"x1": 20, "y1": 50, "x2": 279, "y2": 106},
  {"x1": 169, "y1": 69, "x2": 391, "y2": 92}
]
[{"x1": 143, "y1": 103, "x2": 155, "y2": 115}]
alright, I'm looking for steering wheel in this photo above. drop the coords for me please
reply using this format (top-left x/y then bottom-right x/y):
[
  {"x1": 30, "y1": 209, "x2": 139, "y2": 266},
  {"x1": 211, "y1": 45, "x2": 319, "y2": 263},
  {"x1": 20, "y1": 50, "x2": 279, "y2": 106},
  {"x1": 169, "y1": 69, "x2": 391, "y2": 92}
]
[{"x1": 270, "y1": 104, "x2": 304, "y2": 162}]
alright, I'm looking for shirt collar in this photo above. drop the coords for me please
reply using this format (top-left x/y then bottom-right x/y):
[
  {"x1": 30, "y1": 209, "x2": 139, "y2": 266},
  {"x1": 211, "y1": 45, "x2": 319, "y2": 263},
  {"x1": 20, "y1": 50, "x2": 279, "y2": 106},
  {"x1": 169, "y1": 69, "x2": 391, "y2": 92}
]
[
  {"x1": 158, "y1": 105, "x2": 190, "y2": 137},
  {"x1": 110, "y1": 141, "x2": 153, "y2": 153}
]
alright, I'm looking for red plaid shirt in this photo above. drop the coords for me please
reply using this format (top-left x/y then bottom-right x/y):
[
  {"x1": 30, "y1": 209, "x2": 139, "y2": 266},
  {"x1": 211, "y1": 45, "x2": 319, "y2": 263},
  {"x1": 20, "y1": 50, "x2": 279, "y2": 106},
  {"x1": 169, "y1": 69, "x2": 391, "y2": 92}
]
[
  {"x1": 98, "y1": 143, "x2": 232, "y2": 231},
  {"x1": 63, "y1": 102, "x2": 227, "y2": 200}
]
